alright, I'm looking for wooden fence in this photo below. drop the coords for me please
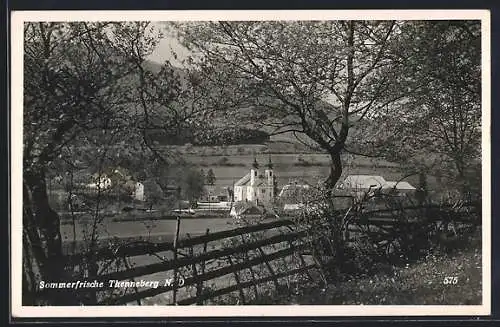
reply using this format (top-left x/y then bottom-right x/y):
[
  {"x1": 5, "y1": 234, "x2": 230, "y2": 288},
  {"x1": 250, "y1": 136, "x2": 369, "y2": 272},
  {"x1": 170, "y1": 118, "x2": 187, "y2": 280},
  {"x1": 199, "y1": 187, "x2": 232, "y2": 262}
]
[
  {"x1": 62, "y1": 201, "x2": 480, "y2": 305},
  {"x1": 64, "y1": 218, "x2": 320, "y2": 305}
]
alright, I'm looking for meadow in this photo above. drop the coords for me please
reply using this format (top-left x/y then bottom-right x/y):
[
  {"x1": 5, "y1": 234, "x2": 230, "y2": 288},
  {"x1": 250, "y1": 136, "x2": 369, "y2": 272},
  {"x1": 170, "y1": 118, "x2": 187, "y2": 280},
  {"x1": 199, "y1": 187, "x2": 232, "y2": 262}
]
[{"x1": 154, "y1": 142, "x2": 435, "y2": 194}]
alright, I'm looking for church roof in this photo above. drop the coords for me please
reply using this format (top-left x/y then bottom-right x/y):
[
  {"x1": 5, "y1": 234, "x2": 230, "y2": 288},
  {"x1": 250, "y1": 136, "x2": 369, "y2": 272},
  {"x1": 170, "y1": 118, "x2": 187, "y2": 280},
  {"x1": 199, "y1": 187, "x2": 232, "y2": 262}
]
[
  {"x1": 234, "y1": 173, "x2": 251, "y2": 186},
  {"x1": 234, "y1": 173, "x2": 271, "y2": 187}
]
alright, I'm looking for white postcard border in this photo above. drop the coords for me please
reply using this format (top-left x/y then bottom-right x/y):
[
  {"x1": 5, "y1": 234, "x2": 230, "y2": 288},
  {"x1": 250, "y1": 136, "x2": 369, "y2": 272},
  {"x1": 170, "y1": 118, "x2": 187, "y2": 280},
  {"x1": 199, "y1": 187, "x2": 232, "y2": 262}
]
[{"x1": 10, "y1": 9, "x2": 492, "y2": 318}]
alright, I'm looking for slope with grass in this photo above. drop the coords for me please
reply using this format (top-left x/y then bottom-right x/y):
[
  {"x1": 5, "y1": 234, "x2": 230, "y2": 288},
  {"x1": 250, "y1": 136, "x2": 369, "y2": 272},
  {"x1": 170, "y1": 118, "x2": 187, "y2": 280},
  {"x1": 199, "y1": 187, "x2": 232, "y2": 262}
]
[{"x1": 281, "y1": 234, "x2": 483, "y2": 305}]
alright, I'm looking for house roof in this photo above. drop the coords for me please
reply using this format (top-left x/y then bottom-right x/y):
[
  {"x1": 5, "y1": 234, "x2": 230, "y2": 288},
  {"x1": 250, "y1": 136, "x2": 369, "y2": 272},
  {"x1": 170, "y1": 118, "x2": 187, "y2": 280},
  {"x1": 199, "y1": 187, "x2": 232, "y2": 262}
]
[
  {"x1": 278, "y1": 183, "x2": 311, "y2": 198},
  {"x1": 241, "y1": 206, "x2": 264, "y2": 215},
  {"x1": 339, "y1": 175, "x2": 416, "y2": 192},
  {"x1": 284, "y1": 203, "x2": 305, "y2": 211},
  {"x1": 340, "y1": 175, "x2": 387, "y2": 189},
  {"x1": 204, "y1": 185, "x2": 228, "y2": 195},
  {"x1": 231, "y1": 201, "x2": 265, "y2": 215},
  {"x1": 384, "y1": 181, "x2": 416, "y2": 190}
]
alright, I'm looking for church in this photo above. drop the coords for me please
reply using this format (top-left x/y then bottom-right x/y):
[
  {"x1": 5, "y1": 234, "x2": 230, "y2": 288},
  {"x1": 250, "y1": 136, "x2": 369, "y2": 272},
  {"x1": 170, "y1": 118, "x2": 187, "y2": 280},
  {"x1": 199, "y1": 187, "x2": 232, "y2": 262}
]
[{"x1": 233, "y1": 157, "x2": 275, "y2": 204}]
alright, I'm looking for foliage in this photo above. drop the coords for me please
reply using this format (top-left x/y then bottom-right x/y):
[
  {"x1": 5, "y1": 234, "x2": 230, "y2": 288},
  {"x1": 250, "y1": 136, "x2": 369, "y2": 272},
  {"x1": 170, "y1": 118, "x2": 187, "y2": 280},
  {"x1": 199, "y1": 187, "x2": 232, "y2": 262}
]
[
  {"x1": 290, "y1": 238, "x2": 482, "y2": 305},
  {"x1": 180, "y1": 167, "x2": 206, "y2": 205},
  {"x1": 205, "y1": 168, "x2": 216, "y2": 185},
  {"x1": 285, "y1": 184, "x2": 349, "y2": 280},
  {"x1": 360, "y1": 21, "x2": 481, "y2": 196},
  {"x1": 23, "y1": 22, "x2": 164, "y2": 305},
  {"x1": 22, "y1": 21, "x2": 213, "y2": 305}
]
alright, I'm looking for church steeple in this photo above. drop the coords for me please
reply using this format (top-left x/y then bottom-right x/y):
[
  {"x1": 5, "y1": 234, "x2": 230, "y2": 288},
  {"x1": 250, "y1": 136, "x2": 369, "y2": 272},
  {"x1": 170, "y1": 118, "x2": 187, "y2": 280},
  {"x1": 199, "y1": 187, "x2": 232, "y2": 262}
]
[
  {"x1": 265, "y1": 155, "x2": 274, "y2": 189},
  {"x1": 267, "y1": 155, "x2": 273, "y2": 169},
  {"x1": 252, "y1": 157, "x2": 259, "y2": 169}
]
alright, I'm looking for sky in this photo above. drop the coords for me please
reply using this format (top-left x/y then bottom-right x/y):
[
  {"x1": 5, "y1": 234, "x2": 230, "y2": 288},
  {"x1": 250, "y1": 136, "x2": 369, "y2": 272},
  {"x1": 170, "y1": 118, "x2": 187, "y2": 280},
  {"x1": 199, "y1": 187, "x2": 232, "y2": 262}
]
[
  {"x1": 146, "y1": 26, "x2": 339, "y2": 105},
  {"x1": 147, "y1": 23, "x2": 191, "y2": 66},
  {"x1": 147, "y1": 36, "x2": 190, "y2": 66}
]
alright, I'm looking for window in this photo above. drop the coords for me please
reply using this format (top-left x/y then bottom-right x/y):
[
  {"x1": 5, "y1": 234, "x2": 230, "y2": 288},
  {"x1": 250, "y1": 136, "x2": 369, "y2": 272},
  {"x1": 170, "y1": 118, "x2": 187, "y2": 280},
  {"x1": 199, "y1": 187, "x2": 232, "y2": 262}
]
[
  {"x1": 262, "y1": 189, "x2": 266, "y2": 194},
  {"x1": 254, "y1": 171, "x2": 257, "y2": 176},
  {"x1": 269, "y1": 172, "x2": 272, "y2": 176}
]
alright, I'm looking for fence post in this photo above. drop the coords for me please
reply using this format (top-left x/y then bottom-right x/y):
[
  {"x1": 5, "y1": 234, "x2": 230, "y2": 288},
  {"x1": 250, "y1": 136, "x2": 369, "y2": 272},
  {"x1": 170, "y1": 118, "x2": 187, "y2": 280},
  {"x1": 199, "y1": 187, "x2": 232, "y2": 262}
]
[
  {"x1": 86, "y1": 253, "x2": 99, "y2": 305},
  {"x1": 287, "y1": 236, "x2": 314, "y2": 285},
  {"x1": 257, "y1": 246, "x2": 280, "y2": 291},
  {"x1": 186, "y1": 232, "x2": 201, "y2": 305},
  {"x1": 172, "y1": 216, "x2": 181, "y2": 305},
  {"x1": 197, "y1": 228, "x2": 210, "y2": 305},
  {"x1": 201, "y1": 228, "x2": 209, "y2": 275},
  {"x1": 240, "y1": 234, "x2": 259, "y2": 300},
  {"x1": 225, "y1": 254, "x2": 246, "y2": 304},
  {"x1": 122, "y1": 255, "x2": 142, "y2": 306}
]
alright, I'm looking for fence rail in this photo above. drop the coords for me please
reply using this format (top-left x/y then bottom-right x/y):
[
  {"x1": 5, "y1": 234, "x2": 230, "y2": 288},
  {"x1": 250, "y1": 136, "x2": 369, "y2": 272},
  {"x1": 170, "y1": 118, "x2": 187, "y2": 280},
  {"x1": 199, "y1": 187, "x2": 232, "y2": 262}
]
[{"x1": 65, "y1": 219, "x2": 295, "y2": 263}]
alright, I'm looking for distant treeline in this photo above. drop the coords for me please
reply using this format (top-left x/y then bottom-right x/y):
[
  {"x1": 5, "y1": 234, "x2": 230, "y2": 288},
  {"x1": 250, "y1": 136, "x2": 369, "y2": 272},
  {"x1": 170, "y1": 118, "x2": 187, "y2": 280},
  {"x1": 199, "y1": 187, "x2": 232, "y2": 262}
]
[{"x1": 147, "y1": 127, "x2": 270, "y2": 146}]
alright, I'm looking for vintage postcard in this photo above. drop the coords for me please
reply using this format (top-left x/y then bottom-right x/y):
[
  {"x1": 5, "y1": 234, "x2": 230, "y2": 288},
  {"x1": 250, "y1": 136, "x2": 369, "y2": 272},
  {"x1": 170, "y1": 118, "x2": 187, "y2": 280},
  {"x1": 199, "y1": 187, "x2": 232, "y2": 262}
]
[{"x1": 10, "y1": 9, "x2": 491, "y2": 318}]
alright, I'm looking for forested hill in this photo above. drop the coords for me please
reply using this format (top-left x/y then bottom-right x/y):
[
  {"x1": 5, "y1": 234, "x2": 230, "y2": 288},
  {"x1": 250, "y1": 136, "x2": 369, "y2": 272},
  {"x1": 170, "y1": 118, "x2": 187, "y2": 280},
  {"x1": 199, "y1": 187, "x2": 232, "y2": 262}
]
[{"x1": 138, "y1": 60, "x2": 379, "y2": 152}]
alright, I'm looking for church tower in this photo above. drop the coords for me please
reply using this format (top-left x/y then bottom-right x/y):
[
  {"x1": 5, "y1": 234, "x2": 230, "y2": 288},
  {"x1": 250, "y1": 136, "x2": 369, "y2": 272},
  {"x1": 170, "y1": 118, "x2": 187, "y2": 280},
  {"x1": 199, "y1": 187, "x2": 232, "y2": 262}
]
[
  {"x1": 250, "y1": 157, "x2": 259, "y2": 186},
  {"x1": 264, "y1": 156, "x2": 274, "y2": 186},
  {"x1": 264, "y1": 156, "x2": 275, "y2": 201}
]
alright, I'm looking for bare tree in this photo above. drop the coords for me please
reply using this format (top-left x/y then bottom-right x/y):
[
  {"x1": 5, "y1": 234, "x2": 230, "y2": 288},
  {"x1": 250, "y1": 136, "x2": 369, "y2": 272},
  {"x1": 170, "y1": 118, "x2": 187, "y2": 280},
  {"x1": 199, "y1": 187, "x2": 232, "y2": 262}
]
[
  {"x1": 174, "y1": 21, "x2": 406, "y2": 190},
  {"x1": 367, "y1": 21, "x2": 481, "y2": 196}
]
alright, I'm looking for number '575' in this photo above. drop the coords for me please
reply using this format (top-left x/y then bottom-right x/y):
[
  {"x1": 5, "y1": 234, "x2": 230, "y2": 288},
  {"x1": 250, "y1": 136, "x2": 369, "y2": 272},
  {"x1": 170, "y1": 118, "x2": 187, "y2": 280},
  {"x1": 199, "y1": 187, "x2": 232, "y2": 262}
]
[{"x1": 443, "y1": 277, "x2": 458, "y2": 285}]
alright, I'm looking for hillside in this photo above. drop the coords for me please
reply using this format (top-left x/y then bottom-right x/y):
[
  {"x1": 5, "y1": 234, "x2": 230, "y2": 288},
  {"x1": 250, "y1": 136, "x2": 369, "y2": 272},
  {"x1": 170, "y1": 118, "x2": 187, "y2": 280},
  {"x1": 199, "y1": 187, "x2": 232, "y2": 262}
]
[
  {"x1": 140, "y1": 60, "x2": 384, "y2": 151},
  {"x1": 134, "y1": 60, "x2": 408, "y2": 176}
]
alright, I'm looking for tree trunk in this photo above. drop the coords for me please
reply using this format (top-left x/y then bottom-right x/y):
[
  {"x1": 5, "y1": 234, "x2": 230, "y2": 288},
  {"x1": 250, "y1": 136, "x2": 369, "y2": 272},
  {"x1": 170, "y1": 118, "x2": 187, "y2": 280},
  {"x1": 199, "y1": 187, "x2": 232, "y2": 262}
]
[
  {"x1": 22, "y1": 184, "x2": 47, "y2": 305},
  {"x1": 454, "y1": 159, "x2": 471, "y2": 198},
  {"x1": 23, "y1": 169, "x2": 78, "y2": 305},
  {"x1": 325, "y1": 151, "x2": 343, "y2": 190}
]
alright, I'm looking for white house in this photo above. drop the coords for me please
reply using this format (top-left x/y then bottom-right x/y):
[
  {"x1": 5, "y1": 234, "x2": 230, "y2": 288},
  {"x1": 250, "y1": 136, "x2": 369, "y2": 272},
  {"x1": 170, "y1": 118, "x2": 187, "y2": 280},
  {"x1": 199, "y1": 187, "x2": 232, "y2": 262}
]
[
  {"x1": 133, "y1": 182, "x2": 145, "y2": 201},
  {"x1": 337, "y1": 174, "x2": 416, "y2": 197},
  {"x1": 233, "y1": 157, "x2": 275, "y2": 204}
]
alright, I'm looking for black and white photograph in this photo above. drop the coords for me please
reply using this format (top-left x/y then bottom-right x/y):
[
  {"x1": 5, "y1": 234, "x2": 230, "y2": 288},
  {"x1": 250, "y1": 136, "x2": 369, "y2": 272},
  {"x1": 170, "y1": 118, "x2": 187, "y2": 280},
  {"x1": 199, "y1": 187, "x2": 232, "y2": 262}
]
[{"x1": 11, "y1": 10, "x2": 490, "y2": 317}]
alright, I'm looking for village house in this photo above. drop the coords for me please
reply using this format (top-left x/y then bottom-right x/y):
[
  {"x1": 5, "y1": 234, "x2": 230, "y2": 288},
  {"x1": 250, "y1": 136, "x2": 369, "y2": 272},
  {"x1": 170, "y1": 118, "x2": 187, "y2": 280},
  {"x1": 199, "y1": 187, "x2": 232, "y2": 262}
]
[
  {"x1": 336, "y1": 174, "x2": 416, "y2": 200},
  {"x1": 229, "y1": 201, "x2": 279, "y2": 220},
  {"x1": 86, "y1": 168, "x2": 148, "y2": 202},
  {"x1": 87, "y1": 173, "x2": 112, "y2": 190},
  {"x1": 337, "y1": 175, "x2": 387, "y2": 191},
  {"x1": 132, "y1": 182, "x2": 145, "y2": 201},
  {"x1": 233, "y1": 157, "x2": 275, "y2": 205},
  {"x1": 202, "y1": 185, "x2": 231, "y2": 202},
  {"x1": 278, "y1": 180, "x2": 311, "y2": 198}
]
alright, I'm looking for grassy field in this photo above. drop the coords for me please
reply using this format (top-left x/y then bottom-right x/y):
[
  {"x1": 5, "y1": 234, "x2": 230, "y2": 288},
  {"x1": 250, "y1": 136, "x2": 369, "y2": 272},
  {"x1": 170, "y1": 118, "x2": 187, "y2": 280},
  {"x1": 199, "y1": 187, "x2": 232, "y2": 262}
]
[{"x1": 157, "y1": 144, "x2": 439, "y2": 194}]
